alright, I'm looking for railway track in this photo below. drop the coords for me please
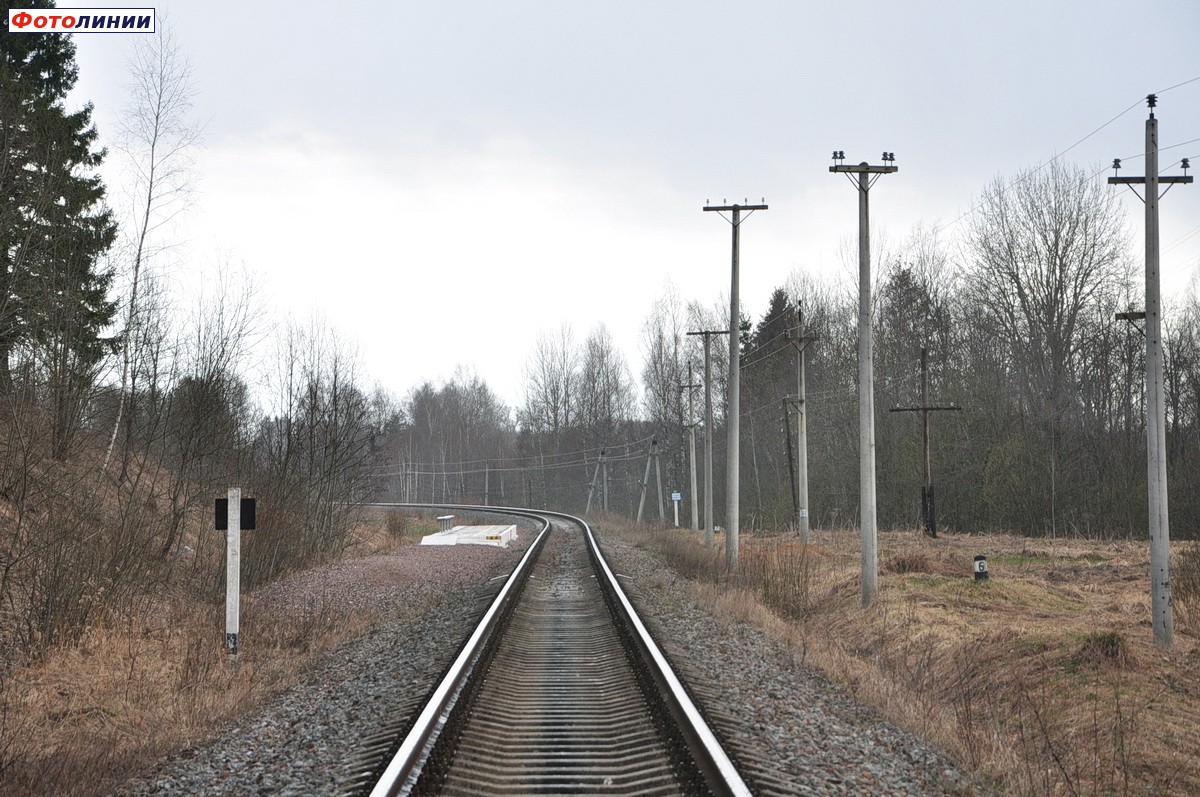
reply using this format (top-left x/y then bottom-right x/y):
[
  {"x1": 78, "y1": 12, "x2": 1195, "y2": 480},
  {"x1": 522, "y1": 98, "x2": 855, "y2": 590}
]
[{"x1": 346, "y1": 505, "x2": 751, "y2": 796}]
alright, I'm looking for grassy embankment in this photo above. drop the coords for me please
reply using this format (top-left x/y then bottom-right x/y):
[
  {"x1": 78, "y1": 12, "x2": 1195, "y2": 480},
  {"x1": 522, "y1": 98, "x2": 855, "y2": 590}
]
[
  {"x1": 0, "y1": 509, "x2": 438, "y2": 797},
  {"x1": 600, "y1": 517, "x2": 1200, "y2": 796}
]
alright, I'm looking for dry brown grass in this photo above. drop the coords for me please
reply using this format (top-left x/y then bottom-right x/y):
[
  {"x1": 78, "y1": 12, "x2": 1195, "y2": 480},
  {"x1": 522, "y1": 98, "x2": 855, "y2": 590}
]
[
  {"x1": 0, "y1": 508, "x2": 442, "y2": 797},
  {"x1": 602, "y1": 517, "x2": 1200, "y2": 796}
]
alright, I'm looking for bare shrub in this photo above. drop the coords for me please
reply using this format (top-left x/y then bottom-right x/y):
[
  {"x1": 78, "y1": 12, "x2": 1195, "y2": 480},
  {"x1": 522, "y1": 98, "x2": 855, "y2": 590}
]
[
  {"x1": 883, "y1": 550, "x2": 934, "y2": 574},
  {"x1": 1076, "y1": 630, "x2": 1131, "y2": 670},
  {"x1": 1174, "y1": 541, "x2": 1200, "y2": 630},
  {"x1": 385, "y1": 510, "x2": 409, "y2": 539}
]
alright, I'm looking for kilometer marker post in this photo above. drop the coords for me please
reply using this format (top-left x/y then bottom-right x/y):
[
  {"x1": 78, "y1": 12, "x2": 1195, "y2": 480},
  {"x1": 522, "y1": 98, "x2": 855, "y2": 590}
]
[
  {"x1": 225, "y1": 487, "x2": 241, "y2": 659},
  {"x1": 216, "y1": 488, "x2": 256, "y2": 660}
]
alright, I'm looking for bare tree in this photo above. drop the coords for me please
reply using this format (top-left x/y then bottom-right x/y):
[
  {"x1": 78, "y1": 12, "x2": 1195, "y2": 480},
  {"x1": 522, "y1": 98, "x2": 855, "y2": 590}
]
[
  {"x1": 103, "y1": 21, "x2": 200, "y2": 472},
  {"x1": 520, "y1": 324, "x2": 577, "y2": 440},
  {"x1": 966, "y1": 160, "x2": 1130, "y2": 418},
  {"x1": 576, "y1": 324, "x2": 636, "y2": 448},
  {"x1": 965, "y1": 160, "x2": 1132, "y2": 533}
]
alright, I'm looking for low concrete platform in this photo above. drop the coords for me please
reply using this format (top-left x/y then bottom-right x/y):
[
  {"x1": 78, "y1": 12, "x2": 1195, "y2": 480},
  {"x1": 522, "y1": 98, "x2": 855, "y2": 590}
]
[{"x1": 420, "y1": 524, "x2": 519, "y2": 548}]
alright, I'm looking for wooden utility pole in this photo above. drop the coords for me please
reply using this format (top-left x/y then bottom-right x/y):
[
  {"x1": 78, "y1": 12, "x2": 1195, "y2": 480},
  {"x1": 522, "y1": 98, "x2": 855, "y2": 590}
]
[
  {"x1": 786, "y1": 302, "x2": 819, "y2": 543},
  {"x1": 889, "y1": 347, "x2": 961, "y2": 538},
  {"x1": 687, "y1": 329, "x2": 724, "y2": 547},
  {"x1": 703, "y1": 201, "x2": 768, "y2": 572},
  {"x1": 830, "y1": 152, "x2": 896, "y2": 606},
  {"x1": 1109, "y1": 95, "x2": 1192, "y2": 647}
]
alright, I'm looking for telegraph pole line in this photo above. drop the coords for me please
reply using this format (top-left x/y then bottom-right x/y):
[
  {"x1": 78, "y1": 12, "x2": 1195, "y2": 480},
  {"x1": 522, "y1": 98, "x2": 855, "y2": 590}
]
[
  {"x1": 703, "y1": 200, "x2": 768, "y2": 572},
  {"x1": 687, "y1": 329, "x2": 724, "y2": 547},
  {"x1": 786, "y1": 301, "x2": 819, "y2": 543},
  {"x1": 830, "y1": 152, "x2": 897, "y2": 606},
  {"x1": 889, "y1": 347, "x2": 961, "y2": 538},
  {"x1": 1109, "y1": 94, "x2": 1192, "y2": 647},
  {"x1": 681, "y1": 364, "x2": 702, "y2": 531}
]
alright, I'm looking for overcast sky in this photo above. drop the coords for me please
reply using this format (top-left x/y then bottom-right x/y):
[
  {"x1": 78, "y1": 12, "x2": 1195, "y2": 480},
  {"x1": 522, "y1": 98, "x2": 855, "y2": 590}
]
[{"x1": 66, "y1": 0, "x2": 1200, "y2": 408}]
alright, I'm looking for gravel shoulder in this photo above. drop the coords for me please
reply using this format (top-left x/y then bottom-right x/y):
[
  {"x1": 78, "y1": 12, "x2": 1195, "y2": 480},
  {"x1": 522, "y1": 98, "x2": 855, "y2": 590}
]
[
  {"x1": 115, "y1": 535, "x2": 531, "y2": 796},
  {"x1": 596, "y1": 530, "x2": 978, "y2": 796}
]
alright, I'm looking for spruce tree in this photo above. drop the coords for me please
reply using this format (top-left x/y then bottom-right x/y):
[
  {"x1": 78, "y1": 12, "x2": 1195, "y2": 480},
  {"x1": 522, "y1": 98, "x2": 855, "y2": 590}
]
[{"x1": 1, "y1": 0, "x2": 117, "y2": 453}]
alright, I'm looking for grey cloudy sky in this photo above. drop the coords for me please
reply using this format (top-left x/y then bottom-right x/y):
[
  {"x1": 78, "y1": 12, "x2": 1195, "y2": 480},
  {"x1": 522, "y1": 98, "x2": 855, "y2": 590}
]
[{"x1": 68, "y1": 0, "x2": 1200, "y2": 406}]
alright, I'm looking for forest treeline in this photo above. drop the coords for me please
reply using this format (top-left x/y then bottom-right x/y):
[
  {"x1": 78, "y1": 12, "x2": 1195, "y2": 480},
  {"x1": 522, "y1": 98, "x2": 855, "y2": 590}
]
[
  {"x1": 391, "y1": 160, "x2": 1200, "y2": 544},
  {"x1": 3, "y1": 4, "x2": 1198, "y2": 664}
]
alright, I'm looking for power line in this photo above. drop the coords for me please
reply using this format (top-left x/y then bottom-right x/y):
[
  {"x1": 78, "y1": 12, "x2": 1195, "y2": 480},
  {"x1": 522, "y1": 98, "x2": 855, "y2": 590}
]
[
  {"x1": 930, "y1": 96, "x2": 1148, "y2": 239},
  {"x1": 368, "y1": 433, "x2": 655, "y2": 471},
  {"x1": 1157, "y1": 74, "x2": 1200, "y2": 95},
  {"x1": 374, "y1": 448, "x2": 647, "y2": 479}
]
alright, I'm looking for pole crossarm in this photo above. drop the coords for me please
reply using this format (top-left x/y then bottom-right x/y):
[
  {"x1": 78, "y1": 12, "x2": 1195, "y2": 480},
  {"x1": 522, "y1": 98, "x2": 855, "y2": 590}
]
[
  {"x1": 786, "y1": 328, "x2": 820, "y2": 352},
  {"x1": 703, "y1": 203, "x2": 768, "y2": 226},
  {"x1": 829, "y1": 164, "x2": 898, "y2": 175},
  {"x1": 1109, "y1": 174, "x2": 1192, "y2": 203},
  {"x1": 703, "y1": 203, "x2": 769, "y2": 211},
  {"x1": 1108, "y1": 175, "x2": 1192, "y2": 185},
  {"x1": 1116, "y1": 310, "x2": 1147, "y2": 338}
]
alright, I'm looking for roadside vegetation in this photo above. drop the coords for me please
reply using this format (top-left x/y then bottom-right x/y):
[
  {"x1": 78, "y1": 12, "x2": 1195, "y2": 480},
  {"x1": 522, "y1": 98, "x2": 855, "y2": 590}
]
[
  {"x1": 0, "y1": 508, "x2": 438, "y2": 797},
  {"x1": 602, "y1": 516, "x2": 1200, "y2": 796}
]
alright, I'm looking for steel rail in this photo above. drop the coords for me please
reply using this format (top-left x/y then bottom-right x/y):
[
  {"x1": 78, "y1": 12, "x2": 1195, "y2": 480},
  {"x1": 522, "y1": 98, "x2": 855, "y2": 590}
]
[
  {"x1": 357, "y1": 502, "x2": 751, "y2": 797},
  {"x1": 361, "y1": 503, "x2": 551, "y2": 797},
  {"x1": 579, "y1": 515, "x2": 752, "y2": 797}
]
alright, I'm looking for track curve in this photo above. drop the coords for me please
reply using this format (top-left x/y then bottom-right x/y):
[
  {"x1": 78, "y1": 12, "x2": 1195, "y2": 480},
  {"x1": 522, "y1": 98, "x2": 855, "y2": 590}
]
[{"x1": 348, "y1": 504, "x2": 750, "y2": 797}]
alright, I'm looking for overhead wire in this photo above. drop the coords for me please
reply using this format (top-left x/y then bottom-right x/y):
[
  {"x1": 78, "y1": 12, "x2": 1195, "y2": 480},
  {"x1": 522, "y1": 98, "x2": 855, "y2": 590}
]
[
  {"x1": 366, "y1": 433, "x2": 655, "y2": 471},
  {"x1": 375, "y1": 448, "x2": 648, "y2": 479}
]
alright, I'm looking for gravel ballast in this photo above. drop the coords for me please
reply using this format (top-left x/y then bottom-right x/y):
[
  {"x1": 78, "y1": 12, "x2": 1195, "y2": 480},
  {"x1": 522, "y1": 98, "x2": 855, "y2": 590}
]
[
  {"x1": 117, "y1": 520, "x2": 972, "y2": 796},
  {"x1": 596, "y1": 530, "x2": 974, "y2": 796}
]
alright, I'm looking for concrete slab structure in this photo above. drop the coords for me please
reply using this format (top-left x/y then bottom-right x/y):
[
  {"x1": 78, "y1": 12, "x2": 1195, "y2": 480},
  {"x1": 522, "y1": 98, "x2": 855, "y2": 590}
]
[{"x1": 420, "y1": 524, "x2": 519, "y2": 548}]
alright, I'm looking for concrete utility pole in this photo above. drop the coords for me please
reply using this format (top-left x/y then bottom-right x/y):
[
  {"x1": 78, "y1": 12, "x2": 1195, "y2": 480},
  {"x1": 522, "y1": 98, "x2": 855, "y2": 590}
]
[
  {"x1": 687, "y1": 329, "x2": 725, "y2": 547},
  {"x1": 889, "y1": 347, "x2": 961, "y2": 538},
  {"x1": 786, "y1": 302, "x2": 819, "y2": 543},
  {"x1": 681, "y1": 364, "x2": 702, "y2": 531},
  {"x1": 1109, "y1": 95, "x2": 1192, "y2": 647},
  {"x1": 830, "y1": 152, "x2": 896, "y2": 606},
  {"x1": 704, "y1": 201, "x2": 768, "y2": 572}
]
